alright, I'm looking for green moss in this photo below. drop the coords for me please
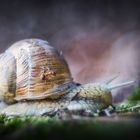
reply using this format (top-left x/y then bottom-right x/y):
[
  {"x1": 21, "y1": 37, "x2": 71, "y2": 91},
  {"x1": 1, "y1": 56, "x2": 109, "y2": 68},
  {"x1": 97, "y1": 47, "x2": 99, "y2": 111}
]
[
  {"x1": 0, "y1": 115, "x2": 138, "y2": 140},
  {"x1": 116, "y1": 100, "x2": 140, "y2": 112},
  {"x1": 0, "y1": 115, "x2": 140, "y2": 140},
  {"x1": 116, "y1": 85, "x2": 140, "y2": 113}
]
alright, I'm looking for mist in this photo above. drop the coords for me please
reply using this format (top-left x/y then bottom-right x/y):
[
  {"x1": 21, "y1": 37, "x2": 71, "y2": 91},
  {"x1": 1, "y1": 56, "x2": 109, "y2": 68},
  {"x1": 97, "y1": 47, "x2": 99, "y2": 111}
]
[{"x1": 0, "y1": 0, "x2": 140, "y2": 101}]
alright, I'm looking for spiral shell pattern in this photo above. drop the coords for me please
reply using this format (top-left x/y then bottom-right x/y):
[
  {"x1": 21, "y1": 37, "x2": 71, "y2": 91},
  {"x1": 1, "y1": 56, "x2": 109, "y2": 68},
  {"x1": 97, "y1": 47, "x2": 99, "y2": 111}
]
[{"x1": 1, "y1": 39, "x2": 74, "y2": 101}]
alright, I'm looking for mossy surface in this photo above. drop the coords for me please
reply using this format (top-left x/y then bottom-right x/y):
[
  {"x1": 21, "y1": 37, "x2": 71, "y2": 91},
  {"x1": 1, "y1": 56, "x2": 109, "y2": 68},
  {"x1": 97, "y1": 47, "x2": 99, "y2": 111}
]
[
  {"x1": 0, "y1": 115, "x2": 140, "y2": 140},
  {"x1": 116, "y1": 85, "x2": 140, "y2": 112}
]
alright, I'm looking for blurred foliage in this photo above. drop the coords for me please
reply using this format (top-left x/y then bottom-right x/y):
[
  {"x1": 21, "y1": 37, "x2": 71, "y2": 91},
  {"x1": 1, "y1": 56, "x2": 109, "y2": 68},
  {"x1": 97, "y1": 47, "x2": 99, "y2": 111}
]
[
  {"x1": 0, "y1": 115, "x2": 140, "y2": 140},
  {"x1": 116, "y1": 100, "x2": 140, "y2": 112},
  {"x1": 127, "y1": 85, "x2": 140, "y2": 101},
  {"x1": 116, "y1": 85, "x2": 140, "y2": 113}
]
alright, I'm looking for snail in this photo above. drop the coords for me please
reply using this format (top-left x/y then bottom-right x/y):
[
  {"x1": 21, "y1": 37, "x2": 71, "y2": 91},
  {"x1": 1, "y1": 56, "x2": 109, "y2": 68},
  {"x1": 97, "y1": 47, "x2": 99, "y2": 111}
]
[{"x1": 0, "y1": 39, "x2": 135, "y2": 117}]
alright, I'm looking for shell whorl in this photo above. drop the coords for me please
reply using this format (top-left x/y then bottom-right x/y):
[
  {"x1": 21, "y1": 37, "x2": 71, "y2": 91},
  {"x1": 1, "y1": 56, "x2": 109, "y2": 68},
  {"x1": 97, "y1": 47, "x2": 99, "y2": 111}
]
[
  {"x1": 0, "y1": 51, "x2": 16, "y2": 103},
  {"x1": 3, "y1": 39, "x2": 74, "y2": 101}
]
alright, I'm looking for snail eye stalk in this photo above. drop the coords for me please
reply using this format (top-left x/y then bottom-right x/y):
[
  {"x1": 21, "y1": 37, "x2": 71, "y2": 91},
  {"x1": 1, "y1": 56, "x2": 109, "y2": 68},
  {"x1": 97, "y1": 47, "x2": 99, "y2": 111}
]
[{"x1": 108, "y1": 80, "x2": 136, "y2": 90}]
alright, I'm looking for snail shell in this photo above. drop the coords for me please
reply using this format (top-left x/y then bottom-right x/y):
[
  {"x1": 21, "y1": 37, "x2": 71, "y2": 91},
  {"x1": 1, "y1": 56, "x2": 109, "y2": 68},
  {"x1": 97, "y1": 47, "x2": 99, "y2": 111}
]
[{"x1": 0, "y1": 39, "x2": 74, "y2": 103}]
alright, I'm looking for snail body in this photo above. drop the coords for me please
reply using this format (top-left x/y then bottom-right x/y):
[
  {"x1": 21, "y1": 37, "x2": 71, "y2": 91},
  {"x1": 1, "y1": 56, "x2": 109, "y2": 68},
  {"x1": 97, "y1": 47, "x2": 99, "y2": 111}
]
[{"x1": 0, "y1": 39, "x2": 135, "y2": 117}]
